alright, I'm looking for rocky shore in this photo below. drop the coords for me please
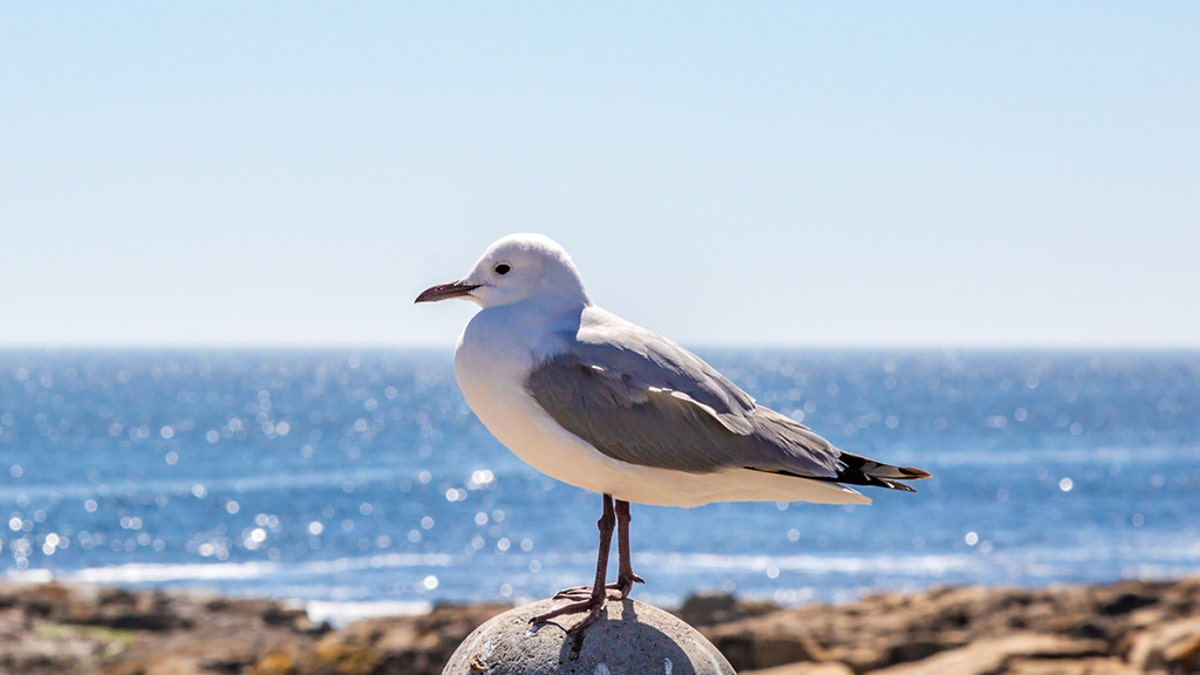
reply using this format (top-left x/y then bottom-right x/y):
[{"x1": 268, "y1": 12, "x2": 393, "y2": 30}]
[{"x1": 2, "y1": 576, "x2": 1198, "y2": 674}]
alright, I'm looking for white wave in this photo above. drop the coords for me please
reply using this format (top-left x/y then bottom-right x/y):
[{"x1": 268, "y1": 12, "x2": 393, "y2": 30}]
[
  {"x1": 305, "y1": 599, "x2": 432, "y2": 626},
  {"x1": 57, "y1": 560, "x2": 280, "y2": 584},
  {"x1": 6, "y1": 552, "x2": 457, "y2": 586},
  {"x1": 293, "y1": 552, "x2": 456, "y2": 575},
  {"x1": 636, "y1": 551, "x2": 975, "y2": 576},
  {"x1": 4, "y1": 568, "x2": 55, "y2": 583}
]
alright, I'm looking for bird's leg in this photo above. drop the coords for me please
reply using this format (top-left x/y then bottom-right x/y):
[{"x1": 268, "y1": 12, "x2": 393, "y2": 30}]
[
  {"x1": 530, "y1": 494, "x2": 615, "y2": 634},
  {"x1": 607, "y1": 498, "x2": 644, "y2": 600},
  {"x1": 548, "y1": 498, "x2": 645, "y2": 602},
  {"x1": 546, "y1": 493, "x2": 613, "y2": 602}
]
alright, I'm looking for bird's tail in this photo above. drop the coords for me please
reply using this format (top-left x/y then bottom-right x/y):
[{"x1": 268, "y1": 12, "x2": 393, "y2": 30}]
[{"x1": 833, "y1": 452, "x2": 931, "y2": 493}]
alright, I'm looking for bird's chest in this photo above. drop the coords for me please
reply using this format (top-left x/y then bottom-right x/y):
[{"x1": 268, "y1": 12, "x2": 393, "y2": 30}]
[
  {"x1": 454, "y1": 333, "x2": 533, "y2": 432},
  {"x1": 454, "y1": 315, "x2": 557, "y2": 451},
  {"x1": 454, "y1": 308, "x2": 539, "y2": 408},
  {"x1": 452, "y1": 315, "x2": 623, "y2": 491}
]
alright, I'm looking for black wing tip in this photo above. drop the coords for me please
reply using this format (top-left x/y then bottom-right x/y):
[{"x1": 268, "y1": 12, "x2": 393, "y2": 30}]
[
  {"x1": 828, "y1": 452, "x2": 932, "y2": 492},
  {"x1": 748, "y1": 464, "x2": 931, "y2": 494},
  {"x1": 850, "y1": 473, "x2": 923, "y2": 493},
  {"x1": 858, "y1": 465, "x2": 931, "y2": 493}
]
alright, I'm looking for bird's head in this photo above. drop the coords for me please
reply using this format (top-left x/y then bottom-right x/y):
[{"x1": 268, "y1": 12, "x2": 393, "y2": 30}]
[{"x1": 415, "y1": 233, "x2": 589, "y2": 309}]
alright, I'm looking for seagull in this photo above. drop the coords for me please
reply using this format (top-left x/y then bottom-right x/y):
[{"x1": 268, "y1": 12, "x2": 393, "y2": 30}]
[{"x1": 416, "y1": 233, "x2": 930, "y2": 634}]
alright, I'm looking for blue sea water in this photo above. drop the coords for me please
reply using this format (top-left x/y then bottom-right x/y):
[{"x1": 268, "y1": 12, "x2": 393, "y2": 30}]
[{"x1": 1, "y1": 348, "x2": 1197, "y2": 623}]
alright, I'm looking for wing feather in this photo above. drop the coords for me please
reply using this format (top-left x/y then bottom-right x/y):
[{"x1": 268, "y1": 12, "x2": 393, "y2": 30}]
[{"x1": 526, "y1": 307, "x2": 842, "y2": 477}]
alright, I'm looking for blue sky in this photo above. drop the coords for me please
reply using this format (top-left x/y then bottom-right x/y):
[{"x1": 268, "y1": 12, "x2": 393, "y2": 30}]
[{"x1": 2, "y1": 3, "x2": 1197, "y2": 347}]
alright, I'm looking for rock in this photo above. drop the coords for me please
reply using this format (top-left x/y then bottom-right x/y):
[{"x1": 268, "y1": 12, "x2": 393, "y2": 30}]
[
  {"x1": 1128, "y1": 616, "x2": 1200, "y2": 672},
  {"x1": 0, "y1": 620, "x2": 127, "y2": 675},
  {"x1": 308, "y1": 601, "x2": 510, "y2": 673},
  {"x1": 444, "y1": 597, "x2": 735, "y2": 674},
  {"x1": 997, "y1": 657, "x2": 1136, "y2": 674},
  {"x1": 1164, "y1": 631, "x2": 1200, "y2": 671},
  {"x1": 742, "y1": 662, "x2": 855, "y2": 675},
  {"x1": 696, "y1": 576, "x2": 1200, "y2": 673},
  {"x1": 4, "y1": 575, "x2": 1200, "y2": 674},
  {"x1": 869, "y1": 634, "x2": 1109, "y2": 675},
  {"x1": 1099, "y1": 591, "x2": 1159, "y2": 617},
  {"x1": 677, "y1": 591, "x2": 780, "y2": 627},
  {"x1": 700, "y1": 613, "x2": 830, "y2": 671}
]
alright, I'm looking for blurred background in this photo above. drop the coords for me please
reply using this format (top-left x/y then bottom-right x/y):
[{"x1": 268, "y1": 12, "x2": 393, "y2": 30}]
[{"x1": 2, "y1": 3, "x2": 1197, "y2": 624}]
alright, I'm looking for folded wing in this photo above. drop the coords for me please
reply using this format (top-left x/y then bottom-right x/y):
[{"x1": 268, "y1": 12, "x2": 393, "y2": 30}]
[{"x1": 525, "y1": 307, "x2": 928, "y2": 490}]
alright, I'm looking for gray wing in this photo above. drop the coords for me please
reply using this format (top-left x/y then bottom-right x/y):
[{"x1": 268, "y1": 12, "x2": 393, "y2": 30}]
[{"x1": 525, "y1": 306, "x2": 844, "y2": 478}]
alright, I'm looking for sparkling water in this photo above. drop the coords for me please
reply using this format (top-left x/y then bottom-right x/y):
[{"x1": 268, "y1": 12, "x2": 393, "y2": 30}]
[{"x1": 1, "y1": 348, "x2": 1197, "y2": 623}]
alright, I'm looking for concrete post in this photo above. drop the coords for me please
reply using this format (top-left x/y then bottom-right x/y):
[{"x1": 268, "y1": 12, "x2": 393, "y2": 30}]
[{"x1": 444, "y1": 597, "x2": 736, "y2": 674}]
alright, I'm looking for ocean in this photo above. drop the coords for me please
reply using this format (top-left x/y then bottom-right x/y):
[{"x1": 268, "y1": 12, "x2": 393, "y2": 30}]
[{"x1": 1, "y1": 348, "x2": 1197, "y2": 624}]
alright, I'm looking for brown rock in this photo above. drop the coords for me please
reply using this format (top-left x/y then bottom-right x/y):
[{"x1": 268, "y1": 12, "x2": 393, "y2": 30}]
[
  {"x1": 1128, "y1": 616, "x2": 1200, "y2": 672},
  {"x1": 5, "y1": 575, "x2": 1200, "y2": 674},
  {"x1": 697, "y1": 576, "x2": 1200, "y2": 673},
  {"x1": 702, "y1": 613, "x2": 830, "y2": 670},
  {"x1": 1164, "y1": 631, "x2": 1200, "y2": 671},
  {"x1": 305, "y1": 602, "x2": 510, "y2": 674},
  {"x1": 678, "y1": 591, "x2": 781, "y2": 626},
  {"x1": 743, "y1": 662, "x2": 855, "y2": 675},
  {"x1": 870, "y1": 633, "x2": 1109, "y2": 675},
  {"x1": 253, "y1": 647, "x2": 305, "y2": 675},
  {"x1": 1001, "y1": 656, "x2": 1137, "y2": 674}
]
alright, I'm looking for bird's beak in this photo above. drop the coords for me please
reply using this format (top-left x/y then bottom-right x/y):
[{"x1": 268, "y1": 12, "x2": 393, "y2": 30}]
[{"x1": 415, "y1": 280, "x2": 481, "y2": 303}]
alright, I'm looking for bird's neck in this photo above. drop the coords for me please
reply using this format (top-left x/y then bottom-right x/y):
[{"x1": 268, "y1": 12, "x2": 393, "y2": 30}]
[{"x1": 463, "y1": 296, "x2": 585, "y2": 357}]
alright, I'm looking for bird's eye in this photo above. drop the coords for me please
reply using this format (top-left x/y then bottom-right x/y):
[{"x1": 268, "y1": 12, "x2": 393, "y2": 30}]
[{"x1": 494, "y1": 263, "x2": 511, "y2": 276}]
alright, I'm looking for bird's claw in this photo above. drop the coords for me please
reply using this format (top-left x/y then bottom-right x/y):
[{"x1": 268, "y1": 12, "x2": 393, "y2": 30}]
[
  {"x1": 529, "y1": 594, "x2": 607, "y2": 635},
  {"x1": 604, "y1": 574, "x2": 644, "y2": 600},
  {"x1": 553, "y1": 574, "x2": 644, "y2": 602},
  {"x1": 551, "y1": 585, "x2": 594, "y2": 601}
]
